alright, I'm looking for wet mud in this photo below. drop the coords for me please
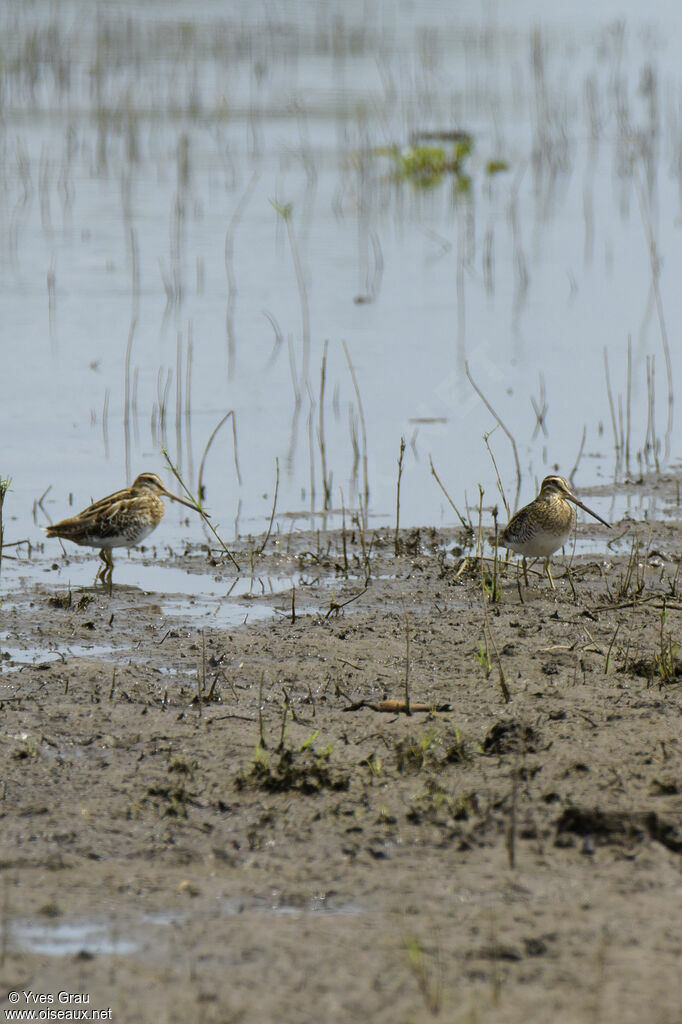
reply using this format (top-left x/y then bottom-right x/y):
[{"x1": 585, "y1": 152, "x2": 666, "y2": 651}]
[{"x1": 0, "y1": 491, "x2": 680, "y2": 1023}]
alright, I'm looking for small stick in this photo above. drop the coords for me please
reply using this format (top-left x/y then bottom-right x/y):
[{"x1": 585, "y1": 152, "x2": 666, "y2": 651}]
[
  {"x1": 0, "y1": 477, "x2": 10, "y2": 579},
  {"x1": 603, "y1": 348, "x2": 621, "y2": 463},
  {"x1": 277, "y1": 201, "x2": 311, "y2": 387},
  {"x1": 604, "y1": 623, "x2": 620, "y2": 675},
  {"x1": 257, "y1": 458, "x2": 279, "y2": 556},
  {"x1": 325, "y1": 583, "x2": 369, "y2": 619},
  {"x1": 340, "y1": 489, "x2": 349, "y2": 573},
  {"x1": 277, "y1": 692, "x2": 290, "y2": 752},
  {"x1": 185, "y1": 321, "x2": 194, "y2": 482},
  {"x1": 206, "y1": 674, "x2": 220, "y2": 701},
  {"x1": 476, "y1": 485, "x2": 485, "y2": 559},
  {"x1": 123, "y1": 316, "x2": 137, "y2": 485},
  {"x1": 264, "y1": 309, "x2": 284, "y2": 369},
  {"x1": 568, "y1": 425, "x2": 587, "y2": 485},
  {"x1": 394, "y1": 436, "x2": 406, "y2": 556},
  {"x1": 197, "y1": 409, "x2": 242, "y2": 498},
  {"x1": 201, "y1": 629, "x2": 206, "y2": 700},
  {"x1": 633, "y1": 170, "x2": 673, "y2": 456},
  {"x1": 176, "y1": 330, "x2": 184, "y2": 475},
  {"x1": 466, "y1": 361, "x2": 521, "y2": 510},
  {"x1": 505, "y1": 756, "x2": 519, "y2": 870},
  {"x1": 319, "y1": 340, "x2": 331, "y2": 510},
  {"x1": 257, "y1": 672, "x2": 267, "y2": 750},
  {"x1": 161, "y1": 449, "x2": 240, "y2": 570},
  {"x1": 492, "y1": 507, "x2": 499, "y2": 600},
  {"x1": 483, "y1": 428, "x2": 510, "y2": 519},
  {"x1": 343, "y1": 340, "x2": 369, "y2": 529},
  {"x1": 625, "y1": 335, "x2": 632, "y2": 474},
  {"x1": 226, "y1": 172, "x2": 259, "y2": 379},
  {"x1": 402, "y1": 596, "x2": 411, "y2": 717},
  {"x1": 428, "y1": 456, "x2": 470, "y2": 530}
]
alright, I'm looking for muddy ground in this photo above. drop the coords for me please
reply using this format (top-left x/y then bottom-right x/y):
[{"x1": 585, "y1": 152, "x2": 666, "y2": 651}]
[{"x1": 0, "y1": 490, "x2": 680, "y2": 1023}]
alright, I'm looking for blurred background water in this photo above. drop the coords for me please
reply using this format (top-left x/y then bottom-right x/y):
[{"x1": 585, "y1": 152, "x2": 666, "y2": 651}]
[{"x1": 1, "y1": 0, "x2": 681, "y2": 564}]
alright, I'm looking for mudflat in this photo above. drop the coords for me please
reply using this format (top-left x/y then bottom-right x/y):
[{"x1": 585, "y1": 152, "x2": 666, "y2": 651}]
[{"x1": 0, "y1": 498, "x2": 680, "y2": 1023}]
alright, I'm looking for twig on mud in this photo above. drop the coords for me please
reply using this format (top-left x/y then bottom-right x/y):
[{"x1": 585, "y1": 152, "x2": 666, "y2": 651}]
[
  {"x1": 325, "y1": 584, "x2": 369, "y2": 619},
  {"x1": 603, "y1": 623, "x2": 620, "y2": 675},
  {"x1": 342, "y1": 699, "x2": 452, "y2": 714},
  {"x1": 401, "y1": 595, "x2": 411, "y2": 716}
]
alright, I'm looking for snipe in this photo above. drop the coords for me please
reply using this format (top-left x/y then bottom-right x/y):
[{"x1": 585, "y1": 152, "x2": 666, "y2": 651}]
[
  {"x1": 45, "y1": 471, "x2": 204, "y2": 585},
  {"x1": 500, "y1": 475, "x2": 610, "y2": 590}
]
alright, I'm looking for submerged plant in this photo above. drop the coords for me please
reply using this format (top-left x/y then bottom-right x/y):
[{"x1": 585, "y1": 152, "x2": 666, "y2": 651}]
[{"x1": 378, "y1": 135, "x2": 473, "y2": 190}]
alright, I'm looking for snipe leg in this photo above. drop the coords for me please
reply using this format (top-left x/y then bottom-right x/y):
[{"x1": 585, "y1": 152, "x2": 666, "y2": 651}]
[
  {"x1": 544, "y1": 558, "x2": 557, "y2": 592},
  {"x1": 96, "y1": 548, "x2": 114, "y2": 589},
  {"x1": 521, "y1": 556, "x2": 529, "y2": 587}
]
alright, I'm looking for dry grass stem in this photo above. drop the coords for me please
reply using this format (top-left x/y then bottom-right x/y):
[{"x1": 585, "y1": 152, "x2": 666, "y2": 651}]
[
  {"x1": 343, "y1": 340, "x2": 369, "y2": 529},
  {"x1": 465, "y1": 361, "x2": 521, "y2": 510},
  {"x1": 197, "y1": 409, "x2": 242, "y2": 500},
  {"x1": 161, "y1": 448, "x2": 240, "y2": 571},
  {"x1": 394, "y1": 436, "x2": 406, "y2": 556}
]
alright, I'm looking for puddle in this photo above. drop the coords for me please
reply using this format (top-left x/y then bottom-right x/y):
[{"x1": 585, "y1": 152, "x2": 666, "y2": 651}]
[
  {"x1": 11, "y1": 896, "x2": 365, "y2": 957},
  {"x1": 13, "y1": 557, "x2": 300, "y2": 598},
  {"x1": 160, "y1": 589, "x2": 320, "y2": 628},
  {"x1": 0, "y1": 641, "x2": 118, "y2": 672},
  {"x1": 2, "y1": 551, "x2": 363, "y2": 634},
  {"x1": 11, "y1": 919, "x2": 139, "y2": 957},
  {"x1": 223, "y1": 894, "x2": 366, "y2": 917}
]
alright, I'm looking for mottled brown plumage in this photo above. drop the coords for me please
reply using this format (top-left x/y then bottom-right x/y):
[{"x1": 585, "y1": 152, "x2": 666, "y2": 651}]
[
  {"x1": 45, "y1": 472, "x2": 202, "y2": 584},
  {"x1": 501, "y1": 475, "x2": 610, "y2": 589}
]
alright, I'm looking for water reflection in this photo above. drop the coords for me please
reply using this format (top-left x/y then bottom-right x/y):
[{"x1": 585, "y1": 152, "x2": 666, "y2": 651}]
[{"x1": 0, "y1": 1, "x2": 679, "y2": 561}]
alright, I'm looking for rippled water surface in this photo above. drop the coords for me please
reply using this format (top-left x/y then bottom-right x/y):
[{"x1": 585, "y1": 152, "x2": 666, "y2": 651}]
[{"x1": 2, "y1": 0, "x2": 681, "y2": 581}]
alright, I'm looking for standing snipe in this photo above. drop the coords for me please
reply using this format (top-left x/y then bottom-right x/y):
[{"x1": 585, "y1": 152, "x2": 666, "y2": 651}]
[
  {"x1": 45, "y1": 472, "x2": 204, "y2": 585},
  {"x1": 500, "y1": 475, "x2": 610, "y2": 590}
]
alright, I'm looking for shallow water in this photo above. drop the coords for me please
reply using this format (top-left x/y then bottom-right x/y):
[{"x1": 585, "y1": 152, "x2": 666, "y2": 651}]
[
  {"x1": 0, "y1": 555, "x2": 317, "y2": 646},
  {"x1": 11, "y1": 895, "x2": 365, "y2": 957},
  {"x1": 0, "y1": 0, "x2": 680, "y2": 571}
]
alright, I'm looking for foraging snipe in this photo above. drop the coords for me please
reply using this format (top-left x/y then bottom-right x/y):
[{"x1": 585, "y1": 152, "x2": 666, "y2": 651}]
[
  {"x1": 45, "y1": 472, "x2": 203, "y2": 585},
  {"x1": 500, "y1": 475, "x2": 610, "y2": 589}
]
